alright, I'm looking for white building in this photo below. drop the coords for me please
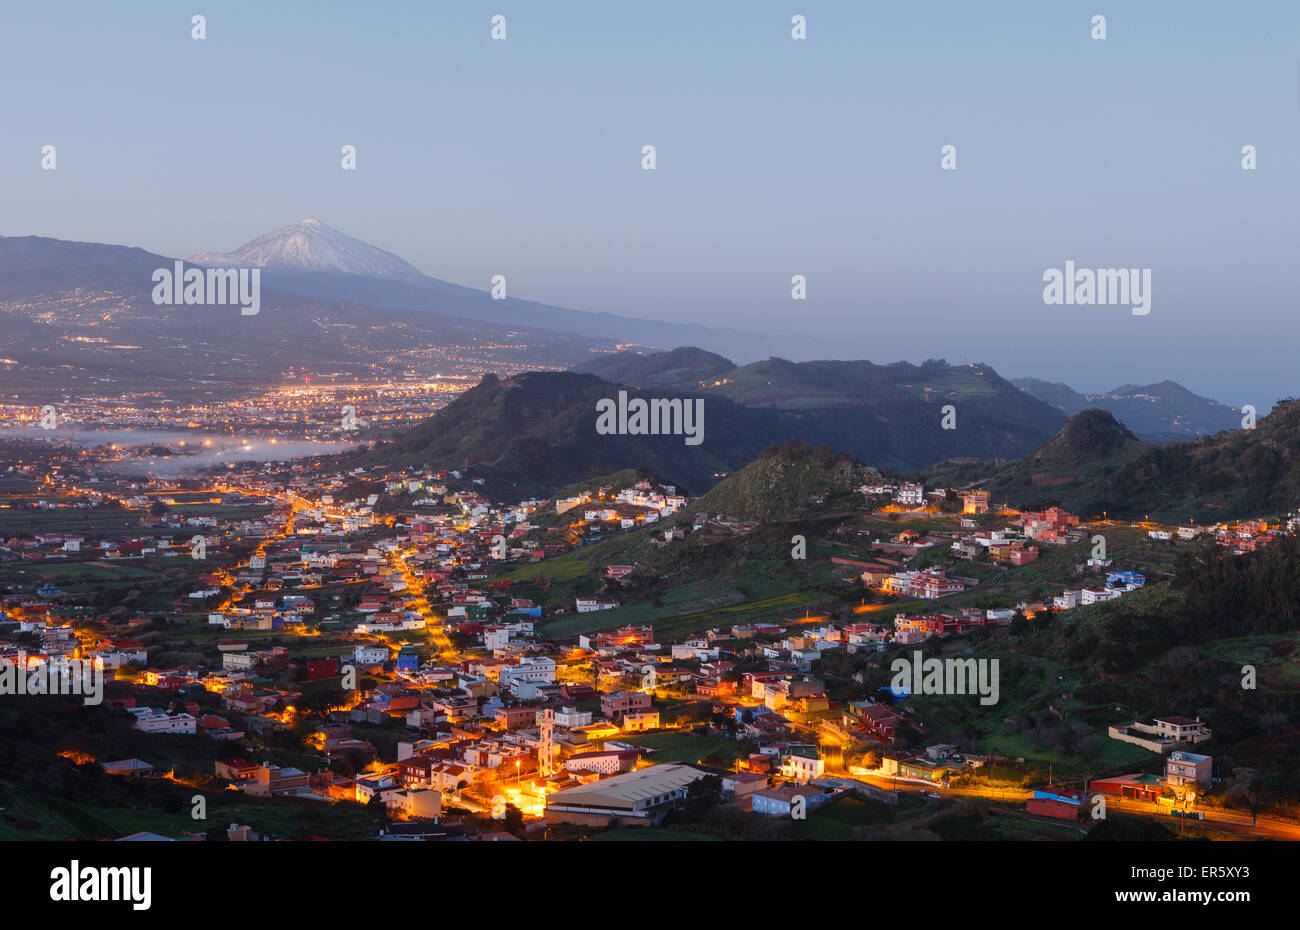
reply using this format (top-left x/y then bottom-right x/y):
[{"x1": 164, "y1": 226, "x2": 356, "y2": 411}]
[
  {"x1": 1053, "y1": 590, "x2": 1082, "y2": 610},
  {"x1": 354, "y1": 645, "x2": 390, "y2": 665},
  {"x1": 498, "y1": 657, "x2": 556, "y2": 692},
  {"x1": 135, "y1": 712, "x2": 197, "y2": 735},
  {"x1": 554, "y1": 706, "x2": 594, "y2": 728},
  {"x1": 894, "y1": 483, "x2": 925, "y2": 507},
  {"x1": 779, "y1": 751, "x2": 825, "y2": 782},
  {"x1": 622, "y1": 711, "x2": 660, "y2": 732},
  {"x1": 1080, "y1": 588, "x2": 1120, "y2": 605}
]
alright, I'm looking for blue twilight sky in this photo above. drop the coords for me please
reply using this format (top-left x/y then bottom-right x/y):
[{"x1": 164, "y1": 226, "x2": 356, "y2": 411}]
[{"x1": 1, "y1": 0, "x2": 1297, "y2": 408}]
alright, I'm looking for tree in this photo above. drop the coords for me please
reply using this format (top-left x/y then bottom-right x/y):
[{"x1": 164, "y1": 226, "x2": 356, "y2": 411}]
[
  {"x1": 501, "y1": 803, "x2": 525, "y2": 835},
  {"x1": 710, "y1": 711, "x2": 737, "y2": 737},
  {"x1": 685, "y1": 775, "x2": 723, "y2": 812}
]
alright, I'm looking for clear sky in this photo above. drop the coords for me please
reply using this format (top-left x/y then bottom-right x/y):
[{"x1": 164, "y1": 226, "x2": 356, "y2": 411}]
[{"x1": 2, "y1": 0, "x2": 1297, "y2": 408}]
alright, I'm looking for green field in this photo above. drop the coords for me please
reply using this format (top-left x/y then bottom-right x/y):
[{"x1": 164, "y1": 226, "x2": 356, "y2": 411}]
[
  {"x1": 615, "y1": 730, "x2": 741, "y2": 765},
  {"x1": 792, "y1": 793, "x2": 898, "y2": 840},
  {"x1": 537, "y1": 584, "x2": 816, "y2": 640},
  {"x1": 0, "y1": 789, "x2": 380, "y2": 841}
]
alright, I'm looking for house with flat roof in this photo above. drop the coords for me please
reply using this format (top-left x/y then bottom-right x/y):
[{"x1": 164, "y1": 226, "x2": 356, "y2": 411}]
[
  {"x1": 1165, "y1": 751, "x2": 1212, "y2": 788},
  {"x1": 1109, "y1": 715, "x2": 1211, "y2": 753}
]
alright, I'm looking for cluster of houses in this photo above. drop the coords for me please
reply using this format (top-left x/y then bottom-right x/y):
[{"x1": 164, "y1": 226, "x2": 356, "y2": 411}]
[
  {"x1": 7, "y1": 531, "x2": 211, "y2": 560},
  {"x1": 948, "y1": 506, "x2": 1087, "y2": 563},
  {"x1": 555, "y1": 481, "x2": 688, "y2": 524},
  {"x1": 5, "y1": 453, "x2": 1287, "y2": 841},
  {"x1": 857, "y1": 483, "x2": 994, "y2": 515},
  {"x1": 1029, "y1": 717, "x2": 1215, "y2": 821},
  {"x1": 880, "y1": 568, "x2": 970, "y2": 599},
  {"x1": 1049, "y1": 571, "x2": 1146, "y2": 610}
]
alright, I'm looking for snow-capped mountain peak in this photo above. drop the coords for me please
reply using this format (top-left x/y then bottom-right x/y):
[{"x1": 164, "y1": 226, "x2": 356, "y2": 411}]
[{"x1": 186, "y1": 218, "x2": 432, "y2": 287}]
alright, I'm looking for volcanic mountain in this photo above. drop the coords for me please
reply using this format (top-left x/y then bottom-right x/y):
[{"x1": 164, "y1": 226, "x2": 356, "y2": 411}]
[
  {"x1": 188, "y1": 217, "x2": 432, "y2": 286},
  {"x1": 185, "y1": 220, "x2": 829, "y2": 361},
  {"x1": 0, "y1": 234, "x2": 614, "y2": 399}
]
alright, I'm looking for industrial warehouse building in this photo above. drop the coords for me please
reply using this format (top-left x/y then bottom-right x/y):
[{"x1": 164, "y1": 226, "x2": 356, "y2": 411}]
[{"x1": 544, "y1": 763, "x2": 710, "y2": 827}]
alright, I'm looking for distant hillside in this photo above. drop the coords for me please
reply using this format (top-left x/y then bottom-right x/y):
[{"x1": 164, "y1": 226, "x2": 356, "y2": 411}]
[
  {"x1": 0, "y1": 235, "x2": 614, "y2": 398},
  {"x1": 578, "y1": 352, "x2": 1067, "y2": 469},
  {"x1": 611, "y1": 355, "x2": 1060, "y2": 436},
  {"x1": 593, "y1": 354, "x2": 1062, "y2": 423},
  {"x1": 360, "y1": 359, "x2": 1069, "y2": 497},
  {"x1": 929, "y1": 401, "x2": 1300, "y2": 522},
  {"x1": 355, "y1": 371, "x2": 781, "y2": 496},
  {"x1": 574, "y1": 347, "x2": 735, "y2": 390},
  {"x1": 695, "y1": 442, "x2": 881, "y2": 522},
  {"x1": 1014, "y1": 377, "x2": 1239, "y2": 441},
  {"x1": 706, "y1": 358, "x2": 1045, "y2": 420},
  {"x1": 0, "y1": 236, "x2": 166, "y2": 296}
]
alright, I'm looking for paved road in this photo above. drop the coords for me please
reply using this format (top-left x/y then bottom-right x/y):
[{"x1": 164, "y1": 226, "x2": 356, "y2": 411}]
[{"x1": 832, "y1": 770, "x2": 1300, "y2": 839}]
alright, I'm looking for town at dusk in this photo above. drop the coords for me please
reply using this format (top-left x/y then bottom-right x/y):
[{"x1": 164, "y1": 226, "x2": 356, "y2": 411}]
[{"x1": 3, "y1": 0, "x2": 1293, "y2": 914}]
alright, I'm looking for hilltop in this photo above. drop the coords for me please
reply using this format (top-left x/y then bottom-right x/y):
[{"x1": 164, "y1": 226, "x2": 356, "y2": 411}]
[
  {"x1": 574, "y1": 347, "x2": 735, "y2": 390},
  {"x1": 929, "y1": 401, "x2": 1300, "y2": 522},
  {"x1": 582, "y1": 353, "x2": 1063, "y2": 426},
  {"x1": 695, "y1": 442, "x2": 880, "y2": 522},
  {"x1": 937, "y1": 409, "x2": 1145, "y2": 514},
  {"x1": 354, "y1": 371, "x2": 778, "y2": 496}
]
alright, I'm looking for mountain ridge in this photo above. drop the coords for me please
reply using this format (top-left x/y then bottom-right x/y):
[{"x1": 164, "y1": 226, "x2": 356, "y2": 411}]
[
  {"x1": 354, "y1": 360, "x2": 1071, "y2": 496},
  {"x1": 927, "y1": 401, "x2": 1300, "y2": 522},
  {"x1": 1014, "y1": 376, "x2": 1239, "y2": 440}
]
